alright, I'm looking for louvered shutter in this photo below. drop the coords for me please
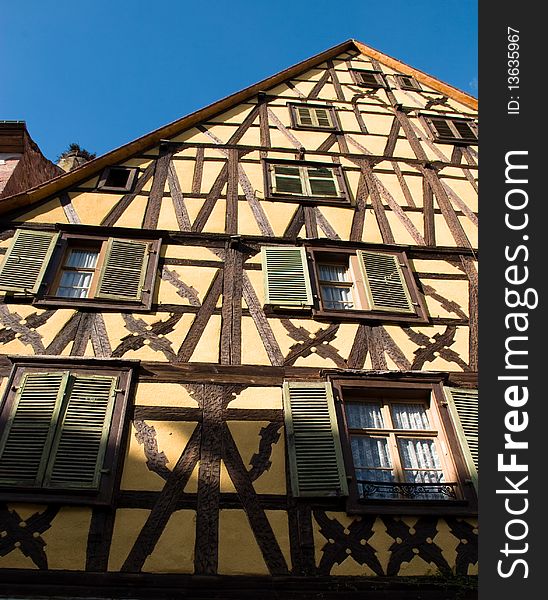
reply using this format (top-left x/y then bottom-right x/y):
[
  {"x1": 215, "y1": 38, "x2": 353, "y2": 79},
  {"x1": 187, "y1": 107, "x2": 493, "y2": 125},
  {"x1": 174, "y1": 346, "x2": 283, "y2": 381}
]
[
  {"x1": 306, "y1": 166, "x2": 339, "y2": 197},
  {"x1": 357, "y1": 71, "x2": 384, "y2": 87},
  {"x1": 296, "y1": 107, "x2": 314, "y2": 127},
  {"x1": 0, "y1": 371, "x2": 67, "y2": 485},
  {"x1": 95, "y1": 238, "x2": 149, "y2": 301},
  {"x1": 446, "y1": 387, "x2": 478, "y2": 489},
  {"x1": 283, "y1": 382, "x2": 348, "y2": 497},
  {"x1": 357, "y1": 251, "x2": 415, "y2": 313},
  {"x1": 262, "y1": 246, "x2": 313, "y2": 306},
  {"x1": 429, "y1": 118, "x2": 456, "y2": 141},
  {"x1": 453, "y1": 121, "x2": 478, "y2": 142},
  {"x1": 314, "y1": 108, "x2": 333, "y2": 128},
  {"x1": 271, "y1": 164, "x2": 304, "y2": 195},
  {"x1": 0, "y1": 229, "x2": 58, "y2": 293},
  {"x1": 44, "y1": 375, "x2": 117, "y2": 489}
]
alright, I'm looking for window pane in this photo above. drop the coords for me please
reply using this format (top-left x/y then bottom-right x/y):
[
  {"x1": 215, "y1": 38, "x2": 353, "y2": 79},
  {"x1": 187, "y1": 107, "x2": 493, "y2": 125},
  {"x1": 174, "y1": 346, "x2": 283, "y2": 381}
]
[
  {"x1": 65, "y1": 249, "x2": 99, "y2": 269},
  {"x1": 351, "y1": 436, "x2": 396, "y2": 499},
  {"x1": 321, "y1": 285, "x2": 353, "y2": 309},
  {"x1": 318, "y1": 264, "x2": 348, "y2": 282},
  {"x1": 391, "y1": 403, "x2": 430, "y2": 429},
  {"x1": 297, "y1": 108, "x2": 314, "y2": 126},
  {"x1": 345, "y1": 403, "x2": 384, "y2": 429},
  {"x1": 57, "y1": 271, "x2": 94, "y2": 298},
  {"x1": 399, "y1": 438, "x2": 441, "y2": 471},
  {"x1": 315, "y1": 108, "x2": 332, "y2": 128}
]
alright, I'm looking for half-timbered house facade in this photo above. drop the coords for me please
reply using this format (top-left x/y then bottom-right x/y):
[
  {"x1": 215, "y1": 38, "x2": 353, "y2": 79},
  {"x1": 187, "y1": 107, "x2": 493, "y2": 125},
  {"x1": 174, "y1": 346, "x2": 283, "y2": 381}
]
[{"x1": 0, "y1": 39, "x2": 478, "y2": 598}]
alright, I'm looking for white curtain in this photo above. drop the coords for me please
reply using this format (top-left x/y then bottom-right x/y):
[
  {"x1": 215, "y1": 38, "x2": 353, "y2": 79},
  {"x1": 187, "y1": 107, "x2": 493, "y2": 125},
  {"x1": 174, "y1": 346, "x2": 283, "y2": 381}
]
[
  {"x1": 392, "y1": 403, "x2": 430, "y2": 429},
  {"x1": 66, "y1": 249, "x2": 98, "y2": 269}
]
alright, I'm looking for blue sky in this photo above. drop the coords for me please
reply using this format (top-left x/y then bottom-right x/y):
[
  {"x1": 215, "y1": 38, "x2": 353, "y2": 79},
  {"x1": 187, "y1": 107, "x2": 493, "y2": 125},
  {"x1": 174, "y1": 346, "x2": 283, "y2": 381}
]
[{"x1": 1, "y1": 1, "x2": 477, "y2": 163}]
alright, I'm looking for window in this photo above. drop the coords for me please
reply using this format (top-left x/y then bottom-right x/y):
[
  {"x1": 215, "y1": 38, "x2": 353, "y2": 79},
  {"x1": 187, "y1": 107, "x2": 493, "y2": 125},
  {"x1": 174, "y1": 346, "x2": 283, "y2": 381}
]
[
  {"x1": 264, "y1": 160, "x2": 349, "y2": 204},
  {"x1": 261, "y1": 245, "x2": 427, "y2": 323},
  {"x1": 289, "y1": 103, "x2": 338, "y2": 131},
  {"x1": 394, "y1": 74, "x2": 422, "y2": 91},
  {"x1": 0, "y1": 228, "x2": 161, "y2": 310},
  {"x1": 97, "y1": 166, "x2": 138, "y2": 192},
  {"x1": 283, "y1": 379, "x2": 477, "y2": 514},
  {"x1": 334, "y1": 381, "x2": 475, "y2": 513},
  {"x1": 0, "y1": 358, "x2": 135, "y2": 504},
  {"x1": 350, "y1": 69, "x2": 386, "y2": 88},
  {"x1": 422, "y1": 115, "x2": 478, "y2": 145}
]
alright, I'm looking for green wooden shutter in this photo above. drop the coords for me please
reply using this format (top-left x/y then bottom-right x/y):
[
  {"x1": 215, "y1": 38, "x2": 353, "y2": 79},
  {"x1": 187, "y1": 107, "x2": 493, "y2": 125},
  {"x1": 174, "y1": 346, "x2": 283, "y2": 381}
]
[
  {"x1": 0, "y1": 371, "x2": 68, "y2": 485},
  {"x1": 0, "y1": 229, "x2": 58, "y2": 293},
  {"x1": 283, "y1": 382, "x2": 348, "y2": 497},
  {"x1": 95, "y1": 238, "x2": 149, "y2": 301},
  {"x1": 44, "y1": 374, "x2": 117, "y2": 489},
  {"x1": 296, "y1": 107, "x2": 314, "y2": 127},
  {"x1": 306, "y1": 166, "x2": 339, "y2": 197},
  {"x1": 271, "y1": 164, "x2": 304, "y2": 195},
  {"x1": 313, "y1": 108, "x2": 333, "y2": 128},
  {"x1": 446, "y1": 387, "x2": 478, "y2": 489},
  {"x1": 262, "y1": 246, "x2": 313, "y2": 306},
  {"x1": 453, "y1": 121, "x2": 477, "y2": 142},
  {"x1": 357, "y1": 250, "x2": 415, "y2": 313}
]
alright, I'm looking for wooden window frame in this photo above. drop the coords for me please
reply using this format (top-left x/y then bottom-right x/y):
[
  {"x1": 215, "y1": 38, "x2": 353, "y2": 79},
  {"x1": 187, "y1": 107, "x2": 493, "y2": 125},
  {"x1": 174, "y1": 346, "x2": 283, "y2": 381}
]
[
  {"x1": 0, "y1": 357, "x2": 136, "y2": 505},
  {"x1": 288, "y1": 103, "x2": 340, "y2": 132},
  {"x1": 394, "y1": 74, "x2": 422, "y2": 91},
  {"x1": 33, "y1": 231, "x2": 161, "y2": 312},
  {"x1": 420, "y1": 114, "x2": 478, "y2": 145},
  {"x1": 350, "y1": 69, "x2": 386, "y2": 89},
  {"x1": 307, "y1": 246, "x2": 429, "y2": 324},
  {"x1": 97, "y1": 166, "x2": 138, "y2": 193},
  {"x1": 331, "y1": 377, "x2": 478, "y2": 516},
  {"x1": 263, "y1": 159, "x2": 351, "y2": 206}
]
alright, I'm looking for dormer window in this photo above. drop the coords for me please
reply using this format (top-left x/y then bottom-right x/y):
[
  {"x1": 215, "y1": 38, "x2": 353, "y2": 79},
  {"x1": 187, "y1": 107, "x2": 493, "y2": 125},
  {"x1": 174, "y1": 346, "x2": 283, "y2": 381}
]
[
  {"x1": 288, "y1": 103, "x2": 338, "y2": 131},
  {"x1": 422, "y1": 115, "x2": 478, "y2": 145},
  {"x1": 350, "y1": 70, "x2": 386, "y2": 88}
]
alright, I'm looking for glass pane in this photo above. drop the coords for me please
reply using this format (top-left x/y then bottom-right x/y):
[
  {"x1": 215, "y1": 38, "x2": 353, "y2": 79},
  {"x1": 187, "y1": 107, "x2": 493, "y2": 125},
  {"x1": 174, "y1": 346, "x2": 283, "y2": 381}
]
[
  {"x1": 351, "y1": 436, "x2": 395, "y2": 499},
  {"x1": 345, "y1": 403, "x2": 384, "y2": 429},
  {"x1": 275, "y1": 175, "x2": 303, "y2": 194},
  {"x1": 399, "y1": 438, "x2": 441, "y2": 470},
  {"x1": 65, "y1": 249, "x2": 99, "y2": 269},
  {"x1": 320, "y1": 285, "x2": 353, "y2": 309},
  {"x1": 307, "y1": 167, "x2": 338, "y2": 197},
  {"x1": 57, "y1": 270, "x2": 93, "y2": 298},
  {"x1": 318, "y1": 264, "x2": 348, "y2": 282},
  {"x1": 274, "y1": 165, "x2": 301, "y2": 177},
  {"x1": 391, "y1": 403, "x2": 430, "y2": 429}
]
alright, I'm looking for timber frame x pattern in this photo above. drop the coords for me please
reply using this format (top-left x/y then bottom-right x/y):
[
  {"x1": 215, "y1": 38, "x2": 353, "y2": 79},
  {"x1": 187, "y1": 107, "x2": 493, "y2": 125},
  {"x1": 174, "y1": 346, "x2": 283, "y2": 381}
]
[{"x1": 0, "y1": 38, "x2": 477, "y2": 597}]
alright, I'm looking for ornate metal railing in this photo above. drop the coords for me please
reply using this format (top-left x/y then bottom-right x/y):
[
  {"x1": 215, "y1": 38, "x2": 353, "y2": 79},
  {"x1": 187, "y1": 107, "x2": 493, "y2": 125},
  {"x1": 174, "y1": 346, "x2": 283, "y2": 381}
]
[{"x1": 356, "y1": 480, "x2": 459, "y2": 500}]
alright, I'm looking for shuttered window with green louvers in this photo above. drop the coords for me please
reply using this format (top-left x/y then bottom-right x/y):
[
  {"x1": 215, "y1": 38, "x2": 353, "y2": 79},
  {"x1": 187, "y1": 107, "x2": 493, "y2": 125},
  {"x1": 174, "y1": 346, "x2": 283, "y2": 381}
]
[
  {"x1": 426, "y1": 117, "x2": 478, "y2": 144},
  {"x1": 262, "y1": 246, "x2": 313, "y2": 307},
  {"x1": 293, "y1": 105, "x2": 336, "y2": 129},
  {"x1": 283, "y1": 381, "x2": 348, "y2": 497},
  {"x1": 0, "y1": 371, "x2": 118, "y2": 491},
  {"x1": 357, "y1": 250, "x2": 415, "y2": 313},
  {"x1": 0, "y1": 229, "x2": 59, "y2": 293},
  {"x1": 95, "y1": 238, "x2": 150, "y2": 301},
  {"x1": 446, "y1": 387, "x2": 478, "y2": 489},
  {"x1": 270, "y1": 163, "x2": 343, "y2": 200}
]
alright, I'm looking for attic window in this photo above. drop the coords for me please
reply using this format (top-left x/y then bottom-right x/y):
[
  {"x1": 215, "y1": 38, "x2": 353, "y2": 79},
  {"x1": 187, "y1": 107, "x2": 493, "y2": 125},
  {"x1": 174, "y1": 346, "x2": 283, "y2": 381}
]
[
  {"x1": 350, "y1": 70, "x2": 386, "y2": 89},
  {"x1": 395, "y1": 74, "x2": 422, "y2": 91},
  {"x1": 422, "y1": 116, "x2": 478, "y2": 145},
  {"x1": 97, "y1": 166, "x2": 138, "y2": 192},
  {"x1": 289, "y1": 103, "x2": 338, "y2": 131}
]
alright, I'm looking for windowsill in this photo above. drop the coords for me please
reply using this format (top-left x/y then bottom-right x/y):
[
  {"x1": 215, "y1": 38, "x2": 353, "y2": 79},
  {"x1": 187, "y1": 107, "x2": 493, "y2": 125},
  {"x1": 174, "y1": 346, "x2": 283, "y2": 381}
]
[
  {"x1": 313, "y1": 307, "x2": 429, "y2": 324},
  {"x1": 0, "y1": 488, "x2": 112, "y2": 506},
  {"x1": 346, "y1": 497, "x2": 477, "y2": 516},
  {"x1": 266, "y1": 194, "x2": 351, "y2": 206},
  {"x1": 433, "y1": 138, "x2": 477, "y2": 146},
  {"x1": 34, "y1": 295, "x2": 150, "y2": 312}
]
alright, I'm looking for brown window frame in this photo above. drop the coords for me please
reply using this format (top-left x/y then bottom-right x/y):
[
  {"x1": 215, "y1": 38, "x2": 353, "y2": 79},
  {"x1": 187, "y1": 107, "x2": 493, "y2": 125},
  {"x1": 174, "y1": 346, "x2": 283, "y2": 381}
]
[
  {"x1": 350, "y1": 69, "x2": 386, "y2": 89},
  {"x1": 331, "y1": 377, "x2": 478, "y2": 516},
  {"x1": 394, "y1": 74, "x2": 422, "y2": 91},
  {"x1": 0, "y1": 357, "x2": 136, "y2": 505},
  {"x1": 97, "y1": 166, "x2": 138, "y2": 192},
  {"x1": 263, "y1": 159, "x2": 351, "y2": 206},
  {"x1": 33, "y1": 231, "x2": 161, "y2": 312},
  {"x1": 288, "y1": 103, "x2": 340, "y2": 132},
  {"x1": 421, "y1": 114, "x2": 478, "y2": 145},
  {"x1": 308, "y1": 246, "x2": 429, "y2": 324}
]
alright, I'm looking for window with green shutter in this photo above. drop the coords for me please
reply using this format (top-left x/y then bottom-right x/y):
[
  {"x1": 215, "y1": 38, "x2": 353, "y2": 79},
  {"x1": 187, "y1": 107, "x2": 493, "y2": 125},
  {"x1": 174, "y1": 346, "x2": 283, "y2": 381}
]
[
  {"x1": 283, "y1": 381, "x2": 348, "y2": 497},
  {"x1": 350, "y1": 69, "x2": 386, "y2": 88},
  {"x1": 0, "y1": 360, "x2": 134, "y2": 504},
  {"x1": 394, "y1": 74, "x2": 422, "y2": 91},
  {"x1": 0, "y1": 228, "x2": 161, "y2": 310},
  {"x1": 422, "y1": 115, "x2": 478, "y2": 145},
  {"x1": 262, "y1": 246, "x2": 313, "y2": 307},
  {"x1": 265, "y1": 160, "x2": 349, "y2": 204},
  {"x1": 289, "y1": 103, "x2": 338, "y2": 131},
  {"x1": 445, "y1": 387, "x2": 478, "y2": 490}
]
